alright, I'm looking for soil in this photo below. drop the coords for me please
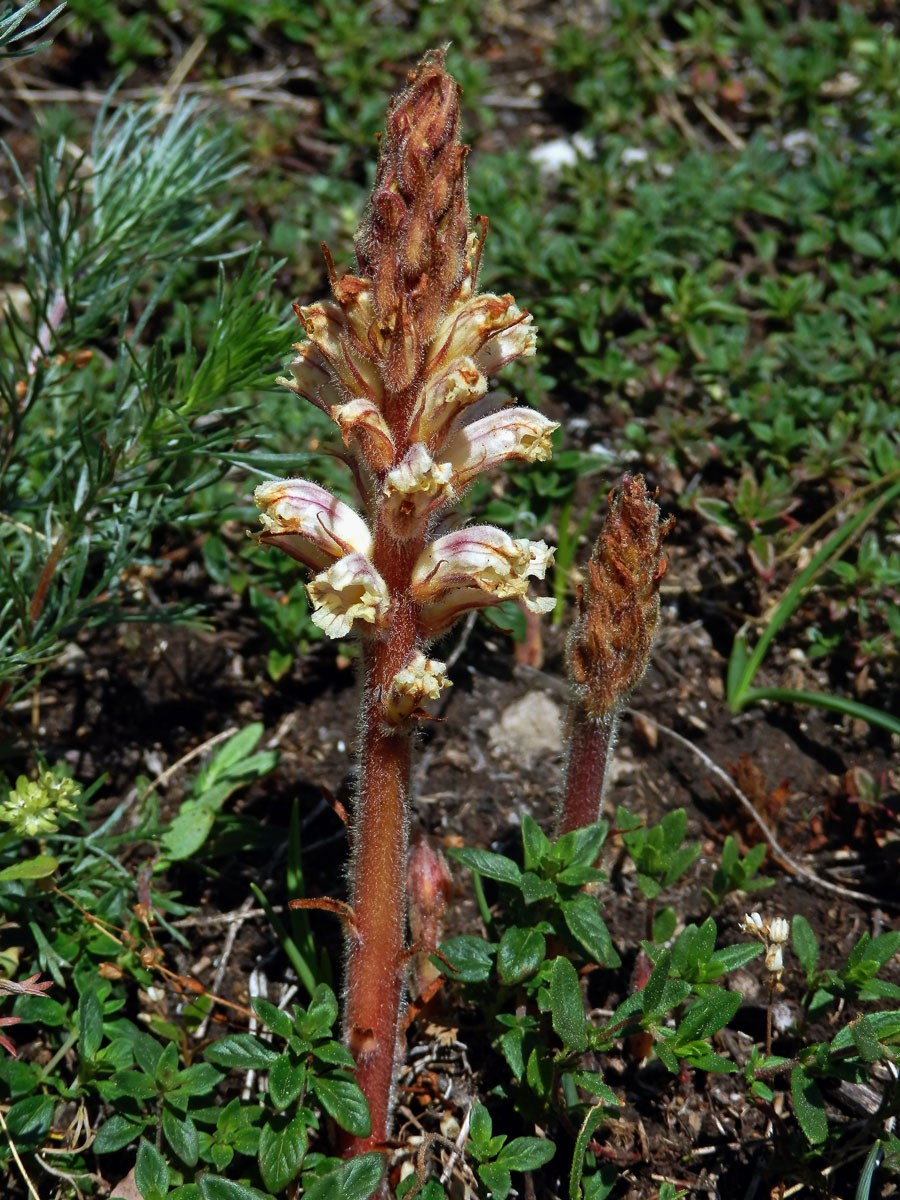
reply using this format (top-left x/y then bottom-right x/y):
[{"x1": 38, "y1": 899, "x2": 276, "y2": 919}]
[{"x1": 2, "y1": 10, "x2": 900, "y2": 1200}]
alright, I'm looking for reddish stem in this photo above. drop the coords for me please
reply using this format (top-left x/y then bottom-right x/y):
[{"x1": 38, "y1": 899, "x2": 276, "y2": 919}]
[
  {"x1": 557, "y1": 703, "x2": 618, "y2": 836},
  {"x1": 341, "y1": 521, "x2": 423, "y2": 1160}
]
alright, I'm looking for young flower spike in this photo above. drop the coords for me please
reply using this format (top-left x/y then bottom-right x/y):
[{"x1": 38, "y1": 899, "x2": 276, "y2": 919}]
[
  {"x1": 557, "y1": 475, "x2": 673, "y2": 835},
  {"x1": 253, "y1": 50, "x2": 556, "y2": 1172}
]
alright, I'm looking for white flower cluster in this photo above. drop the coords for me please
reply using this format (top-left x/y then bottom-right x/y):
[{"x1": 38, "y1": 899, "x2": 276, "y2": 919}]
[{"x1": 740, "y1": 911, "x2": 790, "y2": 981}]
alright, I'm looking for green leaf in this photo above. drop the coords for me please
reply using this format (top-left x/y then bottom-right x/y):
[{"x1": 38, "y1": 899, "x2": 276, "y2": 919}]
[
  {"x1": 251, "y1": 997, "x2": 292, "y2": 1039},
  {"x1": 11, "y1": 993, "x2": 67, "y2": 1026},
  {"x1": 269, "y1": 1057, "x2": 307, "y2": 1111},
  {"x1": 204, "y1": 1034, "x2": 280, "y2": 1070},
  {"x1": 497, "y1": 927, "x2": 546, "y2": 985},
  {"x1": 570, "y1": 1102, "x2": 608, "y2": 1200},
  {"x1": 313, "y1": 1075, "x2": 371, "y2": 1138},
  {"x1": 641, "y1": 949, "x2": 672, "y2": 1015},
  {"x1": 521, "y1": 813, "x2": 551, "y2": 871},
  {"x1": 478, "y1": 1162, "x2": 512, "y2": 1200},
  {"x1": 848, "y1": 1014, "x2": 884, "y2": 1063},
  {"x1": 136, "y1": 1138, "x2": 170, "y2": 1200},
  {"x1": 705, "y1": 943, "x2": 763, "y2": 978},
  {"x1": 791, "y1": 914, "x2": 819, "y2": 979},
  {"x1": 111, "y1": 1069, "x2": 158, "y2": 1101},
  {"x1": 171, "y1": 1062, "x2": 223, "y2": 1097},
  {"x1": 469, "y1": 1101, "x2": 492, "y2": 1148},
  {"x1": 496, "y1": 1135, "x2": 555, "y2": 1171},
  {"x1": 437, "y1": 935, "x2": 494, "y2": 983},
  {"x1": 258, "y1": 1111, "x2": 308, "y2": 1193},
  {"x1": 831, "y1": 1010, "x2": 900, "y2": 1051},
  {"x1": 561, "y1": 895, "x2": 618, "y2": 966},
  {"x1": 448, "y1": 847, "x2": 522, "y2": 886},
  {"x1": 198, "y1": 1177, "x2": 272, "y2": 1200},
  {"x1": 302, "y1": 1154, "x2": 385, "y2": 1200},
  {"x1": 676, "y1": 990, "x2": 741, "y2": 1041},
  {"x1": 93, "y1": 1114, "x2": 149, "y2": 1154},
  {"x1": 550, "y1": 956, "x2": 587, "y2": 1053},
  {"x1": 306, "y1": 984, "x2": 340, "y2": 1033},
  {"x1": 78, "y1": 981, "x2": 104, "y2": 1059},
  {"x1": 161, "y1": 805, "x2": 216, "y2": 861},
  {"x1": 791, "y1": 1066, "x2": 828, "y2": 1144},
  {"x1": 163, "y1": 1106, "x2": 199, "y2": 1167},
  {"x1": 200, "y1": 723, "x2": 264, "y2": 782},
  {"x1": 5, "y1": 1094, "x2": 55, "y2": 1145},
  {"x1": 0, "y1": 854, "x2": 58, "y2": 880},
  {"x1": 342, "y1": 1152, "x2": 389, "y2": 1200},
  {"x1": 560, "y1": 819, "x2": 609, "y2": 868},
  {"x1": 568, "y1": 1071, "x2": 621, "y2": 1107}
]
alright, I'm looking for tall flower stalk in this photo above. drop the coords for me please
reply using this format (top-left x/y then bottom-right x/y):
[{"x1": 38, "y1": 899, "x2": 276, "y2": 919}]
[{"x1": 255, "y1": 52, "x2": 557, "y2": 1158}]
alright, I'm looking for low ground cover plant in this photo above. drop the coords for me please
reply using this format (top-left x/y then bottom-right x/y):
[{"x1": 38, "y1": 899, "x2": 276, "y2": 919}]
[{"x1": 2, "y1": 5, "x2": 899, "y2": 1200}]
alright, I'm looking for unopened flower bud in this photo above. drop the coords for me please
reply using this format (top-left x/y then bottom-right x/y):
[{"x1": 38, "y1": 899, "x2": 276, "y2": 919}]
[
  {"x1": 567, "y1": 474, "x2": 673, "y2": 719},
  {"x1": 255, "y1": 479, "x2": 373, "y2": 569},
  {"x1": 307, "y1": 552, "x2": 390, "y2": 638},
  {"x1": 277, "y1": 342, "x2": 344, "y2": 415},
  {"x1": 330, "y1": 397, "x2": 395, "y2": 471},
  {"x1": 407, "y1": 832, "x2": 454, "y2": 994},
  {"x1": 769, "y1": 917, "x2": 789, "y2": 944}
]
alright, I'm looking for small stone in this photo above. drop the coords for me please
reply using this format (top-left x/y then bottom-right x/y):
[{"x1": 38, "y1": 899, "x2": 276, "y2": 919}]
[{"x1": 488, "y1": 692, "x2": 563, "y2": 763}]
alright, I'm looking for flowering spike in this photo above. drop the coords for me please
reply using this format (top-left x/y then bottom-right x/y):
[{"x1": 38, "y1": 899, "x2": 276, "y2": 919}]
[
  {"x1": 356, "y1": 48, "x2": 469, "y2": 382},
  {"x1": 567, "y1": 474, "x2": 674, "y2": 720},
  {"x1": 557, "y1": 475, "x2": 672, "y2": 836}
]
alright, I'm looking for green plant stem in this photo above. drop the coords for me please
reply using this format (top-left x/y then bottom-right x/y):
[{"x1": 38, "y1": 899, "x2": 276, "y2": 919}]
[
  {"x1": 341, "y1": 522, "x2": 422, "y2": 1162},
  {"x1": 557, "y1": 703, "x2": 619, "y2": 835},
  {"x1": 249, "y1": 882, "x2": 318, "y2": 998}
]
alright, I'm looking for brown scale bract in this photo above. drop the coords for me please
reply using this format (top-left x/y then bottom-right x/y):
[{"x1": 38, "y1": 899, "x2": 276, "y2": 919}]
[
  {"x1": 568, "y1": 475, "x2": 674, "y2": 718},
  {"x1": 355, "y1": 49, "x2": 469, "y2": 393}
]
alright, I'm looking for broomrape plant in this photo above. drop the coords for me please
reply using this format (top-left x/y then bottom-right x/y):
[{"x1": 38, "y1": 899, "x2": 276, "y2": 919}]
[
  {"x1": 253, "y1": 50, "x2": 558, "y2": 1158},
  {"x1": 254, "y1": 51, "x2": 670, "y2": 1181}
]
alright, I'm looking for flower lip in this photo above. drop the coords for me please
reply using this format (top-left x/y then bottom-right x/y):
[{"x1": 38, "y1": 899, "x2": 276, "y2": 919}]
[
  {"x1": 306, "y1": 552, "x2": 390, "y2": 639},
  {"x1": 255, "y1": 478, "x2": 373, "y2": 570}
]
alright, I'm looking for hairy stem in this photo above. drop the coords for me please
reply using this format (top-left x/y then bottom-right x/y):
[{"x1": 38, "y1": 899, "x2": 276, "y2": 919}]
[
  {"x1": 557, "y1": 703, "x2": 618, "y2": 836},
  {"x1": 342, "y1": 526, "x2": 422, "y2": 1156}
]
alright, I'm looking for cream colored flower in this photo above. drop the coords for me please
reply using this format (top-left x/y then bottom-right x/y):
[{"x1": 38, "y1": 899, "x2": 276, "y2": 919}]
[
  {"x1": 413, "y1": 526, "x2": 555, "y2": 633},
  {"x1": 444, "y1": 408, "x2": 558, "y2": 489},
  {"x1": 299, "y1": 301, "x2": 384, "y2": 403},
  {"x1": 382, "y1": 445, "x2": 454, "y2": 533},
  {"x1": 330, "y1": 397, "x2": 395, "y2": 471},
  {"x1": 406, "y1": 356, "x2": 488, "y2": 447},
  {"x1": 384, "y1": 653, "x2": 451, "y2": 724},
  {"x1": 740, "y1": 911, "x2": 790, "y2": 983},
  {"x1": 307, "y1": 553, "x2": 390, "y2": 638},
  {"x1": 425, "y1": 293, "x2": 535, "y2": 377},
  {"x1": 277, "y1": 342, "x2": 344, "y2": 415},
  {"x1": 255, "y1": 479, "x2": 372, "y2": 570}
]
